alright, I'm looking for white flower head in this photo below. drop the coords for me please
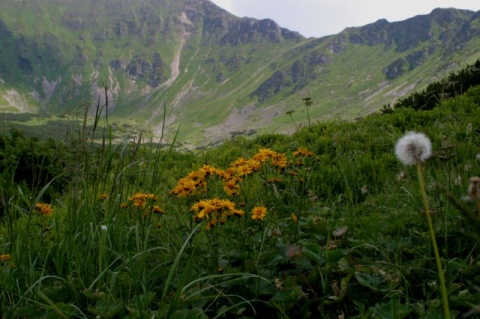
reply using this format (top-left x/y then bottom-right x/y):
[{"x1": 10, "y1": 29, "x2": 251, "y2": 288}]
[
  {"x1": 466, "y1": 176, "x2": 480, "y2": 202},
  {"x1": 395, "y1": 131, "x2": 432, "y2": 165},
  {"x1": 332, "y1": 226, "x2": 348, "y2": 238}
]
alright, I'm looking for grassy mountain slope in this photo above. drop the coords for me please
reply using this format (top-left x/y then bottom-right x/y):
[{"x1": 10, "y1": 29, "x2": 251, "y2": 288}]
[{"x1": 1, "y1": 1, "x2": 480, "y2": 147}]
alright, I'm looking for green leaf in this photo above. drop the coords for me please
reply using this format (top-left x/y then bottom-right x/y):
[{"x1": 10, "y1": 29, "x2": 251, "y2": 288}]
[
  {"x1": 270, "y1": 287, "x2": 303, "y2": 304},
  {"x1": 245, "y1": 276, "x2": 275, "y2": 296},
  {"x1": 170, "y1": 308, "x2": 208, "y2": 319},
  {"x1": 302, "y1": 243, "x2": 325, "y2": 265},
  {"x1": 270, "y1": 278, "x2": 304, "y2": 307},
  {"x1": 322, "y1": 274, "x2": 352, "y2": 305},
  {"x1": 228, "y1": 249, "x2": 249, "y2": 262},
  {"x1": 44, "y1": 302, "x2": 77, "y2": 319},
  {"x1": 370, "y1": 299, "x2": 411, "y2": 319},
  {"x1": 325, "y1": 249, "x2": 347, "y2": 264},
  {"x1": 87, "y1": 299, "x2": 123, "y2": 318},
  {"x1": 354, "y1": 272, "x2": 385, "y2": 292},
  {"x1": 130, "y1": 292, "x2": 156, "y2": 309}
]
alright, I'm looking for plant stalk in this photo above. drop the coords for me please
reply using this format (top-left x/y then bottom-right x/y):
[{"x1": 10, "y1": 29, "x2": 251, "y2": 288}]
[{"x1": 416, "y1": 162, "x2": 450, "y2": 319}]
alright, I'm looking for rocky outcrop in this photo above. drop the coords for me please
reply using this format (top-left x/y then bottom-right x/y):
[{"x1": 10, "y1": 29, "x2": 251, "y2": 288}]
[
  {"x1": 125, "y1": 53, "x2": 167, "y2": 87},
  {"x1": 347, "y1": 8, "x2": 475, "y2": 52},
  {"x1": 252, "y1": 48, "x2": 331, "y2": 102},
  {"x1": 202, "y1": 12, "x2": 303, "y2": 46}
]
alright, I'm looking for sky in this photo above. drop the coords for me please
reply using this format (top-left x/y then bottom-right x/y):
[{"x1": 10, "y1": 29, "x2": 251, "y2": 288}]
[{"x1": 209, "y1": 0, "x2": 480, "y2": 38}]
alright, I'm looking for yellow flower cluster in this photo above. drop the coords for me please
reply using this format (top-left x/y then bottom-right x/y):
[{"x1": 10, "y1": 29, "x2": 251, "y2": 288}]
[
  {"x1": 190, "y1": 198, "x2": 244, "y2": 230},
  {"x1": 125, "y1": 192, "x2": 165, "y2": 218},
  {"x1": 228, "y1": 157, "x2": 262, "y2": 176},
  {"x1": 99, "y1": 193, "x2": 109, "y2": 200},
  {"x1": 253, "y1": 148, "x2": 288, "y2": 169},
  {"x1": 222, "y1": 157, "x2": 262, "y2": 196},
  {"x1": 128, "y1": 192, "x2": 157, "y2": 208},
  {"x1": 171, "y1": 164, "x2": 224, "y2": 197},
  {"x1": 35, "y1": 203, "x2": 53, "y2": 215},
  {"x1": 170, "y1": 147, "x2": 314, "y2": 227},
  {"x1": 171, "y1": 148, "x2": 305, "y2": 198}
]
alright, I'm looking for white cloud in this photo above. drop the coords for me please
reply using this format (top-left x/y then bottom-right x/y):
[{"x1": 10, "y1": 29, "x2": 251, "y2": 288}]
[{"x1": 209, "y1": 0, "x2": 480, "y2": 37}]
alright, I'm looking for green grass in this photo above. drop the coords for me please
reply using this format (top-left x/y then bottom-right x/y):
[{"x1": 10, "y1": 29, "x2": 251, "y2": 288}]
[{"x1": 1, "y1": 85, "x2": 480, "y2": 318}]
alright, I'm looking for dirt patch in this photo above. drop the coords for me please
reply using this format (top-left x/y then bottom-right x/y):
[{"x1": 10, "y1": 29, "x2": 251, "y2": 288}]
[
  {"x1": 42, "y1": 76, "x2": 61, "y2": 102},
  {"x1": 2, "y1": 89, "x2": 30, "y2": 112},
  {"x1": 201, "y1": 102, "x2": 288, "y2": 145},
  {"x1": 386, "y1": 82, "x2": 416, "y2": 98}
]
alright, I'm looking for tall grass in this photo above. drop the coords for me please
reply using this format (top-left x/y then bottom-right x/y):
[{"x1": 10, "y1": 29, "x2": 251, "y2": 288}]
[{"x1": 1, "y1": 86, "x2": 480, "y2": 317}]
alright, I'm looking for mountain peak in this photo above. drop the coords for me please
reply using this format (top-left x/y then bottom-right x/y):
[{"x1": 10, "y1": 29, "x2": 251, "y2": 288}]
[{"x1": 0, "y1": 3, "x2": 479, "y2": 147}]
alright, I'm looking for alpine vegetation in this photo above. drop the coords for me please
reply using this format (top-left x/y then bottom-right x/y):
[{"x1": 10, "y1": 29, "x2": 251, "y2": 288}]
[{"x1": 1, "y1": 69, "x2": 480, "y2": 317}]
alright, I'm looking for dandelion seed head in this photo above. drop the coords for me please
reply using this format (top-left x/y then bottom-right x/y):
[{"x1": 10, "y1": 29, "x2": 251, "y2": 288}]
[
  {"x1": 466, "y1": 176, "x2": 480, "y2": 201},
  {"x1": 274, "y1": 278, "x2": 284, "y2": 290},
  {"x1": 286, "y1": 244, "x2": 302, "y2": 258},
  {"x1": 332, "y1": 226, "x2": 348, "y2": 238},
  {"x1": 395, "y1": 131, "x2": 432, "y2": 165}
]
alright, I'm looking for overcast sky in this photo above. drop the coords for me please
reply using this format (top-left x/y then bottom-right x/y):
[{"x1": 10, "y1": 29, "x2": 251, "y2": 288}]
[{"x1": 209, "y1": 0, "x2": 480, "y2": 38}]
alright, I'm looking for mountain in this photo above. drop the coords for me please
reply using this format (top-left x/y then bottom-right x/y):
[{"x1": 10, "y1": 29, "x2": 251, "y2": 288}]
[{"x1": 1, "y1": 0, "x2": 480, "y2": 147}]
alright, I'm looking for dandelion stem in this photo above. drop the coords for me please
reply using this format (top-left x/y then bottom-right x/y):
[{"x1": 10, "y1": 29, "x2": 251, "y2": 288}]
[
  {"x1": 476, "y1": 199, "x2": 480, "y2": 218},
  {"x1": 416, "y1": 162, "x2": 450, "y2": 319}
]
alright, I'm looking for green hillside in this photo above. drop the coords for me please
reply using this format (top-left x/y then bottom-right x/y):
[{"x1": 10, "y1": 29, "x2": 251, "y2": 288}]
[{"x1": 1, "y1": 1, "x2": 480, "y2": 147}]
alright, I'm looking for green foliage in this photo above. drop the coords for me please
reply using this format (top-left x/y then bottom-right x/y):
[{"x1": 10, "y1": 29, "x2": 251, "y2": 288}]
[
  {"x1": 2, "y1": 84, "x2": 480, "y2": 317},
  {"x1": 392, "y1": 59, "x2": 480, "y2": 111},
  {"x1": 0, "y1": 126, "x2": 67, "y2": 217}
]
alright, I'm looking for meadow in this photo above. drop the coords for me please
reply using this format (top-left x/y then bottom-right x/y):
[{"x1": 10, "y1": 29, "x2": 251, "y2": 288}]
[{"x1": 1, "y1": 83, "x2": 480, "y2": 317}]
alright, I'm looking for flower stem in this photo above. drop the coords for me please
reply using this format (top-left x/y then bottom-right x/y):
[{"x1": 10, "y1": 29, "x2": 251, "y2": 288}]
[
  {"x1": 476, "y1": 199, "x2": 480, "y2": 218},
  {"x1": 416, "y1": 162, "x2": 450, "y2": 319}
]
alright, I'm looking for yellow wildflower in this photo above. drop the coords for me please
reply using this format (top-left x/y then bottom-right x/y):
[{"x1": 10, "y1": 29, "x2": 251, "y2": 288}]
[
  {"x1": 235, "y1": 164, "x2": 253, "y2": 177},
  {"x1": 171, "y1": 168, "x2": 210, "y2": 197},
  {"x1": 190, "y1": 198, "x2": 244, "y2": 229},
  {"x1": 199, "y1": 164, "x2": 220, "y2": 177},
  {"x1": 0, "y1": 254, "x2": 11, "y2": 262},
  {"x1": 220, "y1": 199, "x2": 235, "y2": 210},
  {"x1": 253, "y1": 148, "x2": 276, "y2": 162},
  {"x1": 293, "y1": 147, "x2": 314, "y2": 157},
  {"x1": 223, "y1": 179, "x2": 240, "y2": 196},
  {"x1": 251, "y1": 206, "x2": 267, "y2": 221},
  {"x1": 231, "y1": 209, "x2": 245, "y2": 217},
  {"x1": 128, "y1": 192, "x2": 157, "y2": 208},
  {"x1": 291, "y1": 213, "x2": 298, "y2": 222},
  {"x1": 271, "y1": 153, "x2": 287, "y2": 168},
  {"x1": 187, "y1": 170, "x2": 207, "y2": 183},
  {"x1": 99, "y1": 193, "x2": 108, "y2": 200},
  {"x1": 247, "y1": 159, "x2": 262, "y2": 171},
  {"x1": 231, "y1": 157, "x2": 249, "y2": 168},
  {"x1": 267, "y1": 177, "x2": 282, "y2": 184},
  {"x1": 35, "y1": 203, "x2": 53, "y2": 215},
  {"x1": 152, "y1": 206, "x2": 165, "y2": 215}
]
